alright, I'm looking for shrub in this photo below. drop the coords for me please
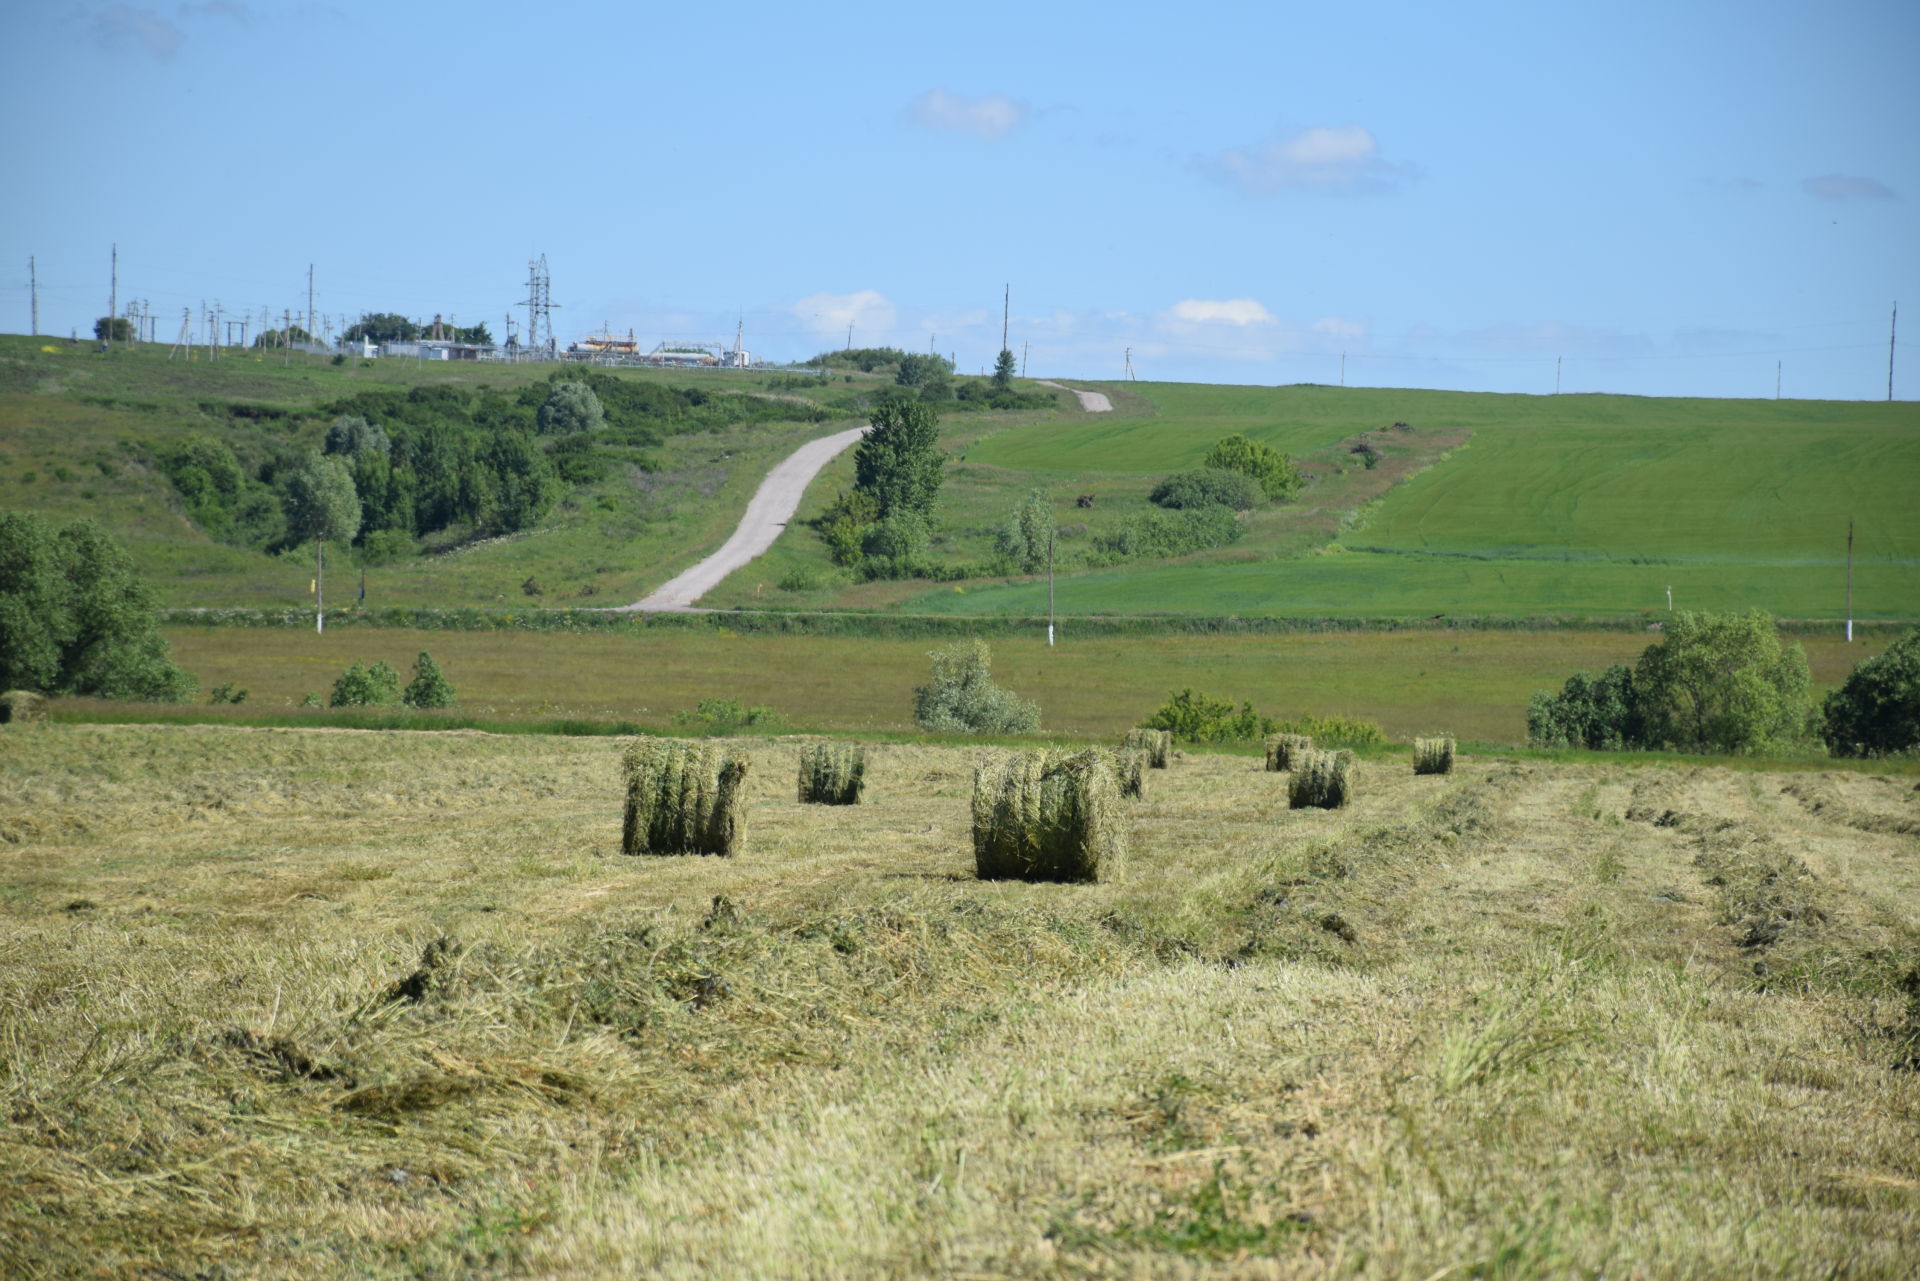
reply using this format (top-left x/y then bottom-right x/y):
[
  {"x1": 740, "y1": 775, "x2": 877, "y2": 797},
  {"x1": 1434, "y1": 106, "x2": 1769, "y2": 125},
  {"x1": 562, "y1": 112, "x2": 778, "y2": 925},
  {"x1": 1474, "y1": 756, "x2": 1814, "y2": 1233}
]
[
  {"x1": 972, "y1": 749, "x2": 1126, "y2": 883},
  {"x1": 1265, "y1": 733, "x2": 1312, "y2": 771},
  {"x1": 1141, "y1": 690, "x2": 1269, "y2": 743},
  {"x1": 1414, "y1": 736, "x2": 1456, "y2": 775},
  {"x1": 0, "y1": 690, "x2": 48, "y2": 724},
  {"x1": 402, "y1": 651, "x2": 455, "y2": 708},
  {"x1": 672, "y1": 698, "x2": 786, "y2": 735},
  {"x1": 914, "y1": 641, "x2": 1040, "y2": 734},
  {"x1": 323, "y1": 415, "x2": 390, "y2": 459},
  {"x1": 1635, "y1": 610, "x2": 1810, "y2": 754},
  {"x1": 329, "y1": 660, "x2": 400, "y2": 707},
  {"x1": 1202, "y1": 435, "x2": 1303, "y2": 501},
  {"x1": 996, "y1": 488, "x2": 1055, "y2": 574},
  {"x1": 536, "y1": 382, "x2": 606, "y2": 435},
  {"x1": 206, "y1": 682, "x2": 248, "y2": 705},
  {"x1": 1115, "y1": 748, "x2": 1148, "y2": 799},
  {"x1": 356, "y1": 528, "x2": 413, "y2": 566},
  {"x1": 1289, "y1": 749, "x2": 1356, "y2": 810},
  {"x1": 1266, "y1": 715, "x2": 1387, "y2": 747},
  {"x1": 1094, "y1": 506, "x2": 1242, "y2": 561},
  {"x1": 621, "y1": 738, "x2": 749, "y2": 857},
  {"x1": 1149, "y1": 467, "x2": 1261, "y2": 512},
  {"x1": 1123, "y1": 727, "x2": 1172, "y2": 769},
  {"x1": 1821, "y1": 630, "x2": 1920, "y2": 758},
  {"x1": 817, "y1": 488, "x2": 880, "y2": 567},
  {"x1": 859, "y1": 511, "x2": 935, "y2": 580},
  {"x1": 1527, "y1": 665, "x2": 1642, "y2": 750},
  {"x1": 798, "y1": 742, "x2": 866, "y2": 805}
]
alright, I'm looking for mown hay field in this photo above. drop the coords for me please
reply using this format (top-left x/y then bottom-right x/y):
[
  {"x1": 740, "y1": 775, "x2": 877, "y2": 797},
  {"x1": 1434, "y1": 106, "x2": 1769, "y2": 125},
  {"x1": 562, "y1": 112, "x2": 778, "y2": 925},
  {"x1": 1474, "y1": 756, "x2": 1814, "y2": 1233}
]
[
  {"x1": 3, "y1": 722, "x2": 1917, "y2": 1278},
  {"x1": 150, "y1": 625, "x2": 1884, "y2": 745}
]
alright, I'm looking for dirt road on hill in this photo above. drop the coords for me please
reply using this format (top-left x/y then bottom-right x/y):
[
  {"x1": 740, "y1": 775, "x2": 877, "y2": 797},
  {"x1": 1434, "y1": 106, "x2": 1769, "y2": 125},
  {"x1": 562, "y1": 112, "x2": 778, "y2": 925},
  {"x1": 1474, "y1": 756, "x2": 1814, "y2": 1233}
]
[
  {"x1": 626, "y1": 424, "x2": 869, "y2": 612},
  {"x1": 1037, "y1": 381, "x2": 1113, "y2": 412}
]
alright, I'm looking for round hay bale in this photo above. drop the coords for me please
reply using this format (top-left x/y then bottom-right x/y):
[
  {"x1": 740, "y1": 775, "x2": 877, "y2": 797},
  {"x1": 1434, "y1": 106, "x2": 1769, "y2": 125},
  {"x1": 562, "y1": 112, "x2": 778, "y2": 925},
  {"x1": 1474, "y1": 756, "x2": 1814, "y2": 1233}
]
[
  {"x1": 0, "y1": 691, "x2": 48, "y2": 724},
  {"x1": 621, "y1": 738, "x2": 750, "y2": 856},
  {"x1": 1122, "y1": 728, "x2": 1172, "y2": 769},
  {"x1": 1288, "y1": 748, "x2": 1356, "y2": 810},
  {"x1": 1414, "y1": 736, "x2": 1456, "y2": 776},
  {"x1": 1264, "y1": 732, "x2": 1312, "y2": 772},
  {"x1": 973, "y1": 748, "x2": 1127, "y2": 883},
  {"x1": 798, "y1": 741, "x2": 867, "y2": 805}
]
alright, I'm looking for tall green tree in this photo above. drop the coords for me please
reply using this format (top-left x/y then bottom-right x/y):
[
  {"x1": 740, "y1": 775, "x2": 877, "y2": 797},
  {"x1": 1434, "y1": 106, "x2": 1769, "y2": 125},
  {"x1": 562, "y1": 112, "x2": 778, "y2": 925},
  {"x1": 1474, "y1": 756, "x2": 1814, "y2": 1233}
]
[
  {"x1": 1634, "y1": 609, "x2": 1810, "y2": 753},
  {"x1": 536, "y1": 382, "x2": 605, "y2": 434},
  {"x1": 853, "y1": 399, "x2": 944, "y2": 519},
  {"x1": 0, "y1": 513, "x2": 194, "y2": 700},
  {"x1": 997, "y1": 487, "x2": 1054, "y2": 573},
  {"x1": 283, "y1": 453, "x2": 361, "y2": 626},
  {"x1": 93, "y1": 316, "x2": 134, "y2": 342},
  {"x1": 992, "y1": 348, "x2": 1016, "y2": 390},
  {"x1": 1821, "y1": 629, "x2": 1920, "y2": 757}
]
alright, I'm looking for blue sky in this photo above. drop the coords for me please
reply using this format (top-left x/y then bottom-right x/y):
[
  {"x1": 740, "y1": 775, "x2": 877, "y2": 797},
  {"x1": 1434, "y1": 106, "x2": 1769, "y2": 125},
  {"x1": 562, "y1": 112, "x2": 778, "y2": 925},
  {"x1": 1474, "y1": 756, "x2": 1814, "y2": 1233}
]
[{"x1": 3, "y1": 0, "x2": 1915, "y2": 399}]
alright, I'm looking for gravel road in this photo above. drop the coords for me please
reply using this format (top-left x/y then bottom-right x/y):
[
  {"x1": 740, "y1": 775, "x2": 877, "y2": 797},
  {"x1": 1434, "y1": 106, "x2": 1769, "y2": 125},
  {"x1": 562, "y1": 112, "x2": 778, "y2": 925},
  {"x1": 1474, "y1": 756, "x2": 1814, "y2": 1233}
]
[
  {"x1": 1038, "y1": 381, "x2": 1113, "y2": 413},
  {"x1": 625, "y1": 424, "x2": 870, "y2": 612}
]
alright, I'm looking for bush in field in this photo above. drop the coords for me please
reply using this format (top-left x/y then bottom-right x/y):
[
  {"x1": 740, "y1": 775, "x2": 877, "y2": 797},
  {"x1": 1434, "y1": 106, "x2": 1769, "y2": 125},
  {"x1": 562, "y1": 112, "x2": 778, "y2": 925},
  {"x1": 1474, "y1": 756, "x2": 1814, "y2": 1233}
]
[
  {"x1": 1289, "y1": 749, "x2": 1356, "y2": 809},
  {"x1": 1203, "y1": 435, "x2": 1303, "y2": 501},
  {"x1": 1142, "y1": 689, "x2": 1270, "y2": 743},
  {"x1": 972, "y1": 749, "x2": 1125, "y2": 882},
  {"x1": 329, "y1": 660, "x2": 400, "y2": 708},
  {"x1": 1527, "y1": 665, "x2": 1643, "y2": 750},
  {"x1": 798, "y1": 742, "x2": 866, "y2": 804},
  {"x1": 1414, "y1": 736, "x2": 1456, "y2": 775},
  {"x1": 323, "y1": 415, "x2": 390, "y2": 459},
  {"x1": 997, "y1": 488, "x2": 1055, "y2": 574},
  {"x1": 1268, "y1": 715, "x2": 1387, "y2": 747},
  {"x1": 1821, "y1": 630, "x2": 1920, "y2": 758},
  {"x1": 0, "y1": 512, "x2": 195, "y2": 702},
  {"x1": 859, "y1": 511, "x2": 936, "y2": 580},
  {"x1": 1635, "y1": 610, "x2": 1810, "y2": 754},
  {"x1": 672, "y1": 698, "x2": 786, "y2": 735},
  {"x1": 1093, "y1": 506, "x2": 1242, "y2": 562},
  {"x1": 621, "y1": 738, "x2": 749, "y2": 857},
  {"x1": 536, "y1": 381, "x2": 606, "y2": 435},
  {"x1": 914, "y1": 641, "x2": 1040, "y2": 734},
  {"x1": 401, "y1": 651, "x2": 454, "y2": 708},
  {"x1": 1149, "y1": 467, "x2": 1262, "y2": 512}
]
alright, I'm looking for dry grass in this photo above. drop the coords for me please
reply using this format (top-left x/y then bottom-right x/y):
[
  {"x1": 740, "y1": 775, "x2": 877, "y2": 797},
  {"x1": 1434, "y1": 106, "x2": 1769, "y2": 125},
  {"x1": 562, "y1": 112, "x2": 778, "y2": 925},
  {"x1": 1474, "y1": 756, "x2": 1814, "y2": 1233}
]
[
  {"x1": 797, "y1": 740, "x2": 866, "y2": 805},
  {"x1": 972, "y1": 748, "x2": 1127, "y2": 883},
  {"x1": 1, "y1": 723, "x2": 1917, "y2": 1278},
  {"x1": 620, "y1": 738, "x2": 749, "y2": 856},
  {"x1": 1413, "y1": 735, "x2": 1456, "y2": 775},
  {"x1": 1264, "y1": 732, "x2": 1312, "y2": 772}
]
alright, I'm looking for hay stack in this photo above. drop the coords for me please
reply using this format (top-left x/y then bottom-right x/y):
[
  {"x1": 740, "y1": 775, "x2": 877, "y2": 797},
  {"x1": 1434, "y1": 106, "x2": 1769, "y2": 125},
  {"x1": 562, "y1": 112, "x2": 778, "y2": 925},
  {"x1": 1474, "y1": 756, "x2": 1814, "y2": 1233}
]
[
  {"x1": 798, "y1": 741, "x2": 866, "y2": 805},
  {"x1": 621, "y1": 739, "x2": 750, "y2": 856},
  {"x1": 1123, "y1": 728, "x2": 1172, "y2": 769},
  {"x1": 1264, "y1": 733, "x2": 1312, "y2": 772},
  {"x1": 1116, "y1": 748, "x2": 1149, "y2": 800},
  {"x1": 0, "y1": 691, "x2": 48, "y2": 724},
  {"x1": 1414, "y1": 736, "x2": 1456, "y2": 776},
  {"x1": 1289, "y1": 748, "x2": 1356, "y2": 810},
  {"x1": 973, "y1": 749, "x2": 1126, "y2": 883}
]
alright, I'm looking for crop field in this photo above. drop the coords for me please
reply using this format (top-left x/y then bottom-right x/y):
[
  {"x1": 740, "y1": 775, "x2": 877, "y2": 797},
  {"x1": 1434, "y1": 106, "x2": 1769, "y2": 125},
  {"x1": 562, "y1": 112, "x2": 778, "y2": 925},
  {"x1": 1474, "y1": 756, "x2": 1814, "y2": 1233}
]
[
  {"x1": 2, "y1": 723, "x2": 1916, "y2": 1278},
  {"x1": 137, "y1": 625, "x2": 1886, "y2": 746}
]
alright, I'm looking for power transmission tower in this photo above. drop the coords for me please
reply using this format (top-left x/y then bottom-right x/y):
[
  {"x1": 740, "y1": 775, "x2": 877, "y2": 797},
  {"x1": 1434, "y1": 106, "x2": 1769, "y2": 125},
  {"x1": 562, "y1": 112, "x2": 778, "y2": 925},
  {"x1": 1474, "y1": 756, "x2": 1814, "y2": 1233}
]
[
  {"x1": 169, "y1": 307, "x2": 191, "y2": 359},
  {"x1": 520, "y1": 254, "x2": 558, "y2": 358},
  {"x1": 28, "y1": 255, "x2": 38, "y2": 335},
  {"x1": 307, "y1": 264, "x2": 315, "y2": 349},
  {"x1": 1123, "y1": 347, "x2": 1134, "y2": 381}
]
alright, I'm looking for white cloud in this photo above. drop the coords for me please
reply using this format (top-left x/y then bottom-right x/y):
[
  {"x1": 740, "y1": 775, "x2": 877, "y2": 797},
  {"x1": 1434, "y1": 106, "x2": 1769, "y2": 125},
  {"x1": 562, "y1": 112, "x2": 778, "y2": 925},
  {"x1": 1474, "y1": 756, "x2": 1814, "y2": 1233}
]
[
  {"x1": 91, "y1": 5, "x2": 185, "y2": 59},
  {"x1": 1203, "y1": 124, "x2": 1413, "y2": 196},
  {"x1": 794, "y1": 290, "x2": 897, "y2": 344},
  {"x1": 1312, "y1": 316, "x2": 1367, "y2": 344},
  {"x1": 1801, "y1": 173, "x2": 1895, "y2": 201},
  {"x1": 1166, "y1": 298, "x2": 1276, "y2": 326},
  {"x1": 908, "y1": 89, "x2": 1030, "y2": 142}
]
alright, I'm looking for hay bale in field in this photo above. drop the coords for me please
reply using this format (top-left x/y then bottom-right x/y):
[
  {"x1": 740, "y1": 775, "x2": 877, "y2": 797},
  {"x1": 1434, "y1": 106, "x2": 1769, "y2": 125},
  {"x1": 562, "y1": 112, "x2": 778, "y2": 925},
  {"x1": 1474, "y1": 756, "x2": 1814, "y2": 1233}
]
[
  {"x1": 0, "y1": 691, "x2": 47, "y2": 724},
  {"x1": 621, "y1": 738, "x2": 750, "y2": 856},
  {"x1": 1289, "y1": 748, "x2": 1357, "y2": 810},
  {"x1": 1264, "y1": 732, "x2": 1312, "y2": 772},
  {"x1": 1414, "y1": 736, "x2": 1456, "y2": 775},
  {"x1": 1123, "y1": 728, "x2": 1172, "y2": 769},
  {"x1": 973, "y1": 749, "x2": 1127, "y2": 883},
  {"x1": 798, "y1": 741, "x2": 866, "y2": 805},
  {"x1": 1116, "y1": 748, "x2": 1148, "y2": 800}
]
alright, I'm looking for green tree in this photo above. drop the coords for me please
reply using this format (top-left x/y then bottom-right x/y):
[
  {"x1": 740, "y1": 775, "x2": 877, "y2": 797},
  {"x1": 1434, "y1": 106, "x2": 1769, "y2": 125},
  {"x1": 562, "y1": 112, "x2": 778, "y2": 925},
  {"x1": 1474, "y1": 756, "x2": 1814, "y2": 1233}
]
[
  {"x1": 342, "y1": 313, "x2": 420, "y2": 345},
  {"x1": 536, "y1": 382, "x2": 606, "y2": 434},
  {"x1": 329, "y1": 660, "x2": 400, "y2": 708},
  {"x1": 992, "y1": 348, "x2": 1016, "y2": 390},
  {"x1": 93, "y1": 316, "x2": 134, "y2": 342},
  {"x1": 912, "y1": 640, "x2": 1040, "y2": 733},
  {"x1": 1203, "y1": 434, "x2": 1303, "y2": 501},
  {"x1": 1821, "y1": 629, "x2": 1920, "y2": 757},
  {"x1": 283, "y1": 453, "x2": 362, "y2": 547},
  {"x1": 894, "y1": 352, "x2": 952, "y2": 389},
  {"x1": 997, "y1": 488, "x2": 1054, "y2": 573},
  {"x1": 402, "y1": 651, "x2": 455, "y2": 708},
  {"x1": 323, "y1": 415, "x2": 390, "y2": 459},
  {"x1": 1526, "y1": 665, "x2": 1644, "y2": 750},
  {"x1": 0, "y1": 513, "x2": 194, "y2": 700},
  {"x1": 853, "y1": 399, "x2": 943, "y2": 519},
  {"x1": 1634, "y1": 610, "x2": 1810, "y2": 754}
]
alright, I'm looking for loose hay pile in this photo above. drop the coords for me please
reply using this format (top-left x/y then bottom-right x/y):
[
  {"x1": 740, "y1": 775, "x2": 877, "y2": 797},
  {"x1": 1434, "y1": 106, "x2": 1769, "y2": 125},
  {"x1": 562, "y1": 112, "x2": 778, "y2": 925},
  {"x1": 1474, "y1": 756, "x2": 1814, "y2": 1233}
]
[
  {"x1": 1413, "y1": 736, "x2": 1456, "y2": 775},
  {"x1": 1123, "y1": 728, "x2": 1172, "y2": 769},
  {"x1": 0, "y1": 690, "x2": 48, "y2": 724},
  {"x1": 1265, "y1": 733, "x2": 1312, "y2": 772},
  {"x1": 798, "y1": 742, "x2": 867, "y2": 805},
  {"x1": 1289, "y1": 749, "x2": 1357, "y2": 810},
  {"x1": 1116, "y1": 748, "x2": 1149, "y2": 800},
  {"x1": 973, "y1": 749, "x2": 1127, "y2": 882},
  {"x1": 620, "y1": 738, "x2": 750, "y2": 856}
]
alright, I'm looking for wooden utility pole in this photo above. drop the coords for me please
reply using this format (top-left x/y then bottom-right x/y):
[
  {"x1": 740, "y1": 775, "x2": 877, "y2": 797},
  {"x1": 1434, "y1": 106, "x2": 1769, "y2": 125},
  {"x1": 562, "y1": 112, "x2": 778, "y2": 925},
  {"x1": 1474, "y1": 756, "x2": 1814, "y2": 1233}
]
[
  {"x1": 1776, "y1": 360, "x2": 1781, "y2": 400},
  {"x1": 107, "y1": 243, "x2": 117, "y2": 348},
  {"x1": 1846, "y1": 518, "x2": 1855, "y2": 643},
  {"x1": 1047, "y1": 528, "x2": 1055, "y2": 648},
  {"x1": 1555, "y1": 356, "x2": 1562, "y2": 395},
  {"x1": 1001, "y1": 282, "x2": 1009, "y2": 352},
  {"x1": 1021, "y1": 341, "x2": 1028, "y2": 377},
  {"x1": 307, "y1": 264, "x2": 315, "y2": 349},
  {"x1": 28, "y1": 256, "x2": 38, "y2": 335},
  {"x1": 1889, "y1": 303, "x2": 1898, "y2": 402}
]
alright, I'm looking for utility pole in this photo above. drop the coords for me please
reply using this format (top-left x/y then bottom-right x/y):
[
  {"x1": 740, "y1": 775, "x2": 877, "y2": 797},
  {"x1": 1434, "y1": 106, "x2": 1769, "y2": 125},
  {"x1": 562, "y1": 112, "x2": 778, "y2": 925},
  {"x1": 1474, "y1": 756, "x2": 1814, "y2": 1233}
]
[
  {"x1": 28, "y1": 256, "x2": 38, "y2": 335},
  {"x1": 1001, "y1": 282, "x2": 1009, "y2": 352},
  {"x1": 169, "y1": 307, "x2": 191, "y2": 359},
  {"x1": 1846, "y1": 518, "x2": 1855, "y2": 643},
  {"x1": 1555, "y1": 356, "x2": 1562, "y2": 395},
  {"x1": 307, "y1": 263, "x2": 315, "y2": 348},
  {"x1": 1776, "y1": 360, "x2": 1782, "y2": 400},
  {"x1": 316, "y1": 537, "x2": 325, "y2": 634},
  {"x1": 1021, "y1": 340, "x2": 1028, "y2": 377},
  {"x1": 283, "y1": 309, "x2": 292, "y2": 365},
  {"x1": 1047, "y1": 528, "x2": 1056, "y2": 648},
  {"x1": 1123, "y1": 347, "x2": 1134, "y2": 381},
  {"x1": 1890, "y1": 302, "x2": 1899, "y2": 402},
  {"x1": 1340, "y1": 352, "x2": 1346, "y2": 387},
  {"x1": 845, "y1": 321, "x2": 853, "y2": 351},
  {"x1": 107, "y1": 243, "x2": 117, "y2": 348}
]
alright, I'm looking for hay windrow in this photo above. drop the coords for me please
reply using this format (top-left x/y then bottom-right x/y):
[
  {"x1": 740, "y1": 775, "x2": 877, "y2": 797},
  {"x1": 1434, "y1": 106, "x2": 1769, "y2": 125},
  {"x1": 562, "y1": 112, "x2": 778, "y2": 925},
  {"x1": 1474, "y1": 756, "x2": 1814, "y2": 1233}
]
[
  {"x1": 621, "y1": 738, "x2": 749, "y2": 856},
  {"x1": 1288, "y1": 749, "x2": 1357, "y2": 810},
  {"x1": 1413, "y1": 736, "x2": 1456, "y2": 776},
  {"x1": 1123, "y1": 728, "x2": 1172, "y2": 769},
  {"x1": 798, "y1": 742, "x2": 867, "y2": 805},
  {"x1": 973, "y1": 748, "x2": 1127, "y2": 882},
  {"x1": 1264, "y1": 733, "x2": 1312, "y2": 772}
]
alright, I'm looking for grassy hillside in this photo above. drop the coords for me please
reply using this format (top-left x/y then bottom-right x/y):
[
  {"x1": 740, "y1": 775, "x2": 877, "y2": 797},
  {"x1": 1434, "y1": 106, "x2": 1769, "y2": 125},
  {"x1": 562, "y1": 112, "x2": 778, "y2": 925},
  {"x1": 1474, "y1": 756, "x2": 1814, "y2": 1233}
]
[{"x1": 4, "y1": 724, "x2": 1916, "y2": 1276}]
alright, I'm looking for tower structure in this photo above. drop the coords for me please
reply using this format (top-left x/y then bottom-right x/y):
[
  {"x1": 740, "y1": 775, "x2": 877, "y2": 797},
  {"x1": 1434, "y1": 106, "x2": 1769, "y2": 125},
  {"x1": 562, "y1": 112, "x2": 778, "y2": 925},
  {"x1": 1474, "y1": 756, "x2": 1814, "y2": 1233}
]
[{"x1": 520, "y1": 254, "x2": 558, "y2": 358}]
